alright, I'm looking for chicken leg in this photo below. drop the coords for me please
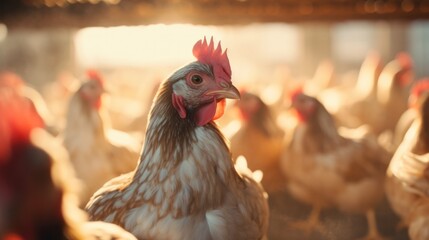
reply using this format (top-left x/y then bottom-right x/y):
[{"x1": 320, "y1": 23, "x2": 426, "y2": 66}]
[
  {"x1": 289, "y1": 205, "x2": 327, "y2": 235},
  {"x1": 358, "y1": 209, "x2": 388, "y2": 240}
]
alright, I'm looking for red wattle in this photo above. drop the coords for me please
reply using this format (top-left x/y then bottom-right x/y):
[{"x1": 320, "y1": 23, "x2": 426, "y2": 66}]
[
  {"x1": 94, "y1": 97, "x2": 102, "y2": 110},
  {"x1": 213, "y1": 99, "x2": 226, "y2": 121},
  {"x1": 195, "y1": 98, "x2": 217, "y2": 126}
]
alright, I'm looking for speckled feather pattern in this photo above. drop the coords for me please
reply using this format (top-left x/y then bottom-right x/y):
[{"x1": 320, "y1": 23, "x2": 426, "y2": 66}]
[{"x1": 86, "y1": 77, "x2": 268, "y2": 240}]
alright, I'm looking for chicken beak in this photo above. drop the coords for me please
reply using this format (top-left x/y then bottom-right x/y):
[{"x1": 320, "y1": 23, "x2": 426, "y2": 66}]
[{"x1": 206, "y1": 85, "x2": 241, "y2": 100}]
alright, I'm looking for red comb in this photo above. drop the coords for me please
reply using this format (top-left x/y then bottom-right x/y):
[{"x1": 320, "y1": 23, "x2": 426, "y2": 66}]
[
  {"x1": 86, "y1": 69, "x2": 104, "y2": 87},
  {"x1": 395, "y1": 52, "x2": 413, "y2": 70},
  {"x1": 193, "y1": 37, "x2": 232, "y2": 83},
  {"x1": 411, "y1": 78, "x2": 429, "y2": 98},
  {"x1": 289, "y1": 85, "x2": 304, "y2": 102},
  {"x1": 0, "y1": 72, "x2": 24, "y2": 90},
  {"x1": 0, "y1": 91, "x2": 44, "y2": 163}
]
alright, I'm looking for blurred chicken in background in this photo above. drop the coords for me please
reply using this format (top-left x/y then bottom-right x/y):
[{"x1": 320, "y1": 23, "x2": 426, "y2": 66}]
[
  {"x1": 0, "y1": 86, "x2": 137, "y2": 240},
  {"x1": 0, "y1": 71, "x2": 59, "y2": 136},
  {"x1": 281, "y1": 90, "x2": 392, "y2": 239},
  {"x1": 63, "y1": 70, "x2": 140, "y2": 207},
  {"x1": 318, "y1": 52, "x2": 413, "y2": 141},
  {"x1": 230, "y1": 91, "x2": 286, "y2": 193},
  {"x1": 376, "y1": 52, "x2": 414, "y2": 135},
  {"x1": 325, "y1": 52, "x2": 384, "y2": 132},
  {"x1": 304, "y1": 59, "x2": 336, "y2": 97},
  {"x1": 390, "y1": 78, "x2": 429, "y2": 151},
  {"x1": 385, "y1": 78, "x2": 429, "y2": 240}
]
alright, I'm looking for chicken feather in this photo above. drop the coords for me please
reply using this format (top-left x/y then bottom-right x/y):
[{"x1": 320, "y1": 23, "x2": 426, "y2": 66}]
[
  {"x1": 386, "y1": 85, "x2": 429, "y2": 240},
  {"x1": 86, "y1": 38, "x2": 268, "y2": 240},
  {"x1": 63, "y1": 72, "x2": 140, "y2": 207},
  {"x1": 281, "y1": 92, "x2": 391, "y2": 238}
]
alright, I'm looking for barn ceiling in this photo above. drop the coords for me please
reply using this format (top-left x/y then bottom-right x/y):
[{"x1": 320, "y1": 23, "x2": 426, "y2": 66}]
[{"x1": 1, "y1": 0, "x2": 429, "y2": 28}]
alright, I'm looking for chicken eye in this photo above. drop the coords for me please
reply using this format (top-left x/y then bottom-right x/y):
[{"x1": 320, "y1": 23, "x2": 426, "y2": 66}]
[{"x1": 191, "y1": 75, "x2": 203, "y2": 85}]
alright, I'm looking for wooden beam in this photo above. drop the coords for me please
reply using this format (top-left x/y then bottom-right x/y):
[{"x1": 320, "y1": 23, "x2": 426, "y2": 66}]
[{"x1": 1, "y1": 1, "x2": 429, "y2": 28}]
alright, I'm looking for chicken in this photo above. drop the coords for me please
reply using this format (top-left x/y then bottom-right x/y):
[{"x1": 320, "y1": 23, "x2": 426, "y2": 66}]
[
  {"x1": 391, "y1": 79, "x2": 429, "y2": 151},
  {"x1": 316, "y1": 61, "x2": 359, "y2": 119},
  {"x1": 86, "y1": 37, "x2": 269, "y2": 240},
  {"x1": 385, "y1": 78, "x2": 429, "y2": 240},
  {"x1": 304, "y1": 59, "x2": 335, "y2": 96},
  {"x1": 63, "y1": 70, "x2": 140, "y2": 207},
  {"x1": 376, "y1": 52, "x2": 414, "y2": 135},
  {"x1": 328, "y1": 52, "x2": 384, "y2": 132},
  {"x1": 0, "y1": 71, "x2": 59, "y2": 136},
  {"x1": 230, "y1": 91, "x2": 286, "y2": 193},
  {"x1": 280, "y1": 90, "x2": 391, "y2": 239},
  {"x1": 0, "y1": 88, "x2": 137, "y2": 240}
]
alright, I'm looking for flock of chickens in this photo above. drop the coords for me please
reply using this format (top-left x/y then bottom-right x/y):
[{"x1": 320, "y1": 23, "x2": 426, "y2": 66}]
[{"x1": 0, "y1": 37, "x2": 428, "y2": 240}]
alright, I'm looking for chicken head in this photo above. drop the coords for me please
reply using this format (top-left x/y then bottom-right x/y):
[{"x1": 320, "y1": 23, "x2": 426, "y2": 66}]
[
  {"x1": 291, "y1": 90, "x2": 317, "y2": 122},
  {"x1": 171, "y1": 37, "x2": 240, "y2": 126},
  {"x1": 79, "y1": 70, "x2": 105, "y2": 110}
]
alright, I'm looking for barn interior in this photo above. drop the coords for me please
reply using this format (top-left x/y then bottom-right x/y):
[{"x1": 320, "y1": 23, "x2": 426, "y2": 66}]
[{"x1": 1, "y1": 1, "x2": 429, "y2": 239}]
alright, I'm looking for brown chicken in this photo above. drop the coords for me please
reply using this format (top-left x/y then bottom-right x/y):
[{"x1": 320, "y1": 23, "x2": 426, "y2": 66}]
[
  {"x1": 63, "y1": 70, "x2": 140, "y2": 207},
  {"x1": 385, "y1": 78, "x2": 429, "y2": 240},
  {"x1": 230, "y1": 91, "x2": 286, "y2": 193},
  {"x1": 0, "y1": 88, "x2": 137, "y2": 240},
  {"x1": 86, "y1": 37, "x2": 269, "y2": 240},
  {"x1": 281, "y1": 90, "x2": 391, "y2": 239}
]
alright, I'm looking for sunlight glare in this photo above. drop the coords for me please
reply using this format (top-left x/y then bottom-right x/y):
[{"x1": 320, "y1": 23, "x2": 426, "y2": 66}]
[
  {"x1": 74, "y1": 24, "x2": 221, "y2": 67},
  {"x1": 260, "y1": 83, "x2": 283, "y2": 106}
]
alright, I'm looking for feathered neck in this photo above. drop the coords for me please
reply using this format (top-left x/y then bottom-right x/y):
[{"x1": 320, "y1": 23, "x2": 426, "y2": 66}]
[
  {"x1": 355, "y1": 53, "x2": 381, "y2": 98},
  {"x1": 412, "y1": 97, "x2": 429, "y2": 154},
  {"x1": 377, "y1": 62, "x2": 410, "y2": 105},
  {"x1": 356, "y1": 64, "x2": 379, "y2": 99},
  {"x1": 63, "y1": 92, "x2": 107, "y2": 152},
  {"x1": 136, "y1": 79, "x2": 231, "y2": 175},
  {"x1": 293, "y1": 100, "x2": 345, "y2": 153},
  {"x1": 129, "y1": 80, "x2": 237, "y2": 217}
]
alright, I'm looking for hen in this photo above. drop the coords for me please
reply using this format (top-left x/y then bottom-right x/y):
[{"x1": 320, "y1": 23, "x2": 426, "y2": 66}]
[
  {"x1": 385, "y1": 78, "x2": 429, "y2": 240},
  {"x1": 376, "y1": 52, "x2": 414, "y2": 135},
  {"x1": 281, "y1": 90, "x2": 391, "y2": 239},
  {"x1": 86, "y1": 37, "x2": 269, "y2": 240},
  {"x1": 304, "y1": 59, "x2": 335, "y2": 97},
  {"x1": 230, "y1": 91, "x2": 286, "y2": 193},
  {"x1": 0, "y1": 87, "x2": 136, "y2": 240},
  {"x1": 63, "y1": 70, "x2": 140, "y2": 207},
  {"x1": 328, "y1": 52, "x2": 383, "y2": 132},
  {"x1": 0, "y1": 71, "x2": 59, "y2": 136},
  {"x1": 391, "y1": 79, "x2": 429, "y2": 151}
]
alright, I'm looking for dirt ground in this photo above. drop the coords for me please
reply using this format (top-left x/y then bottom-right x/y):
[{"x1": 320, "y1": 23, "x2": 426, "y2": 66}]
[{"x1": 267, "y1": 190, "x2": 409, "y2": 240}]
